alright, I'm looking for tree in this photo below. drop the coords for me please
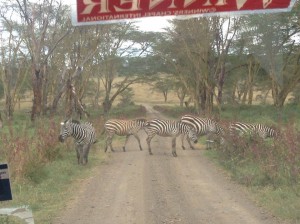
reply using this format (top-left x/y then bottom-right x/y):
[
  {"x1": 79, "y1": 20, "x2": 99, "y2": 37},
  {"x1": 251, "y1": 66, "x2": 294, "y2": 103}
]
[
  {"x1": 242, "y1": 7, "x2": 300, "y2": 108},
  {"x1": 95, "y1": 24, "x2": 151, "y2": 115},
  {"x1": 15, "y1": 0, "x2": 70, "y2": 121},
  {"x1": 0, "y1": 4, "x2": 30, "y2": 120},
  {"x1": 154, "y1": 17, "x2": 239, "y2": 115},
  {"x1": 151, "y1": 74, "x2": 173, "y2": 103}
]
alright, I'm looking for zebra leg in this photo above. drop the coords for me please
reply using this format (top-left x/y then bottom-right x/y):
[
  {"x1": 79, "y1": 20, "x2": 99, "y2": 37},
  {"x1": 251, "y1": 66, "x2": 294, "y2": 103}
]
[
  {"x1": 104, "y1": 136, "x2": 109, "y2": 152},
  {"x1": 75, "y1": 144, "x2": 81, "y2": 164},
  {"x1": 206, "y1": 133, "x2": 214, "y2": 150},
  {"x1": 133, "y1": 133, "x2": 143, "y2": 151},
  {"x1": 181, "y1": 134, "x2": 186, "y2": 150},
  {"x1": 172, "y1": 137, "x2": 177, "y2": 157},
  {"x1": 146, "y1": 135, "x2": 154, "y2": 155},
  {"x1": 82, "y1": 144, "x2": 91, "y2": 165},
  {"x1": 105, "y1": 136, "x2": 115, "y2": 152},
  {"x1": 181, "y1": 134, "x2": 195, "y2": 150},
  {"x1": 123, "y1": 135, "x2": 130, "y2": 152},
  {"x1": 78, "y1": 145, "x2": 84, "y2": 165},
  {"x1": 186, "y1": 135, "x2": 195, "y2": 150}
]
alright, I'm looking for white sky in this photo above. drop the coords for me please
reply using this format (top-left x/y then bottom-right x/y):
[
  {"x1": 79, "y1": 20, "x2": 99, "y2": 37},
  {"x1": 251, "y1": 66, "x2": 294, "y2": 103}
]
[{"x1": 134, "y1": 17, "x2": 171, "y2": 32}]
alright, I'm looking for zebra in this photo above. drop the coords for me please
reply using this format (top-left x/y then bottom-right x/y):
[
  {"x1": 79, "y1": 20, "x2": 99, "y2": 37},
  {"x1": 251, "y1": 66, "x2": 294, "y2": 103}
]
[
  {"x1": 59, "y1": 119, "x2": 96, "y2": 165},
  {"x1": 180, "y1": 115, "x2": 225, "y2": 149},
  {"x1": 104, "y1": 118, "x2": 147, "y2": 152},
  {"x1": 229, "y1": 122, "x2": 278, "y2": 139},
  {"x1": 144, "y1": 119, "x2": 198, "y2": 157}
]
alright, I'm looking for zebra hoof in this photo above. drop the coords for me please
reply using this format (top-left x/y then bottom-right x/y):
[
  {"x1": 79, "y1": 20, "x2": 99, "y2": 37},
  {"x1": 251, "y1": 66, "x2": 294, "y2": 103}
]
[
  {"x1": 182, "y1": 146, "x2": 186, "y2": 150},
  {"x1": 172, "y1": 152, "x2": 177, "y2": 157},
  {"x1": 123, "y1": 147, "x2": 126, "y2": 152}
]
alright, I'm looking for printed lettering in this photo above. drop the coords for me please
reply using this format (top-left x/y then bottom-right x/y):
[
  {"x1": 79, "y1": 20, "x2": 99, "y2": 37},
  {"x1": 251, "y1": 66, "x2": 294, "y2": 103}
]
[
  {"x1": 81, "y1": 0, "x2": 110, "y2": 14},
  {"x1": 114, "y1": 0, "x2": 142, "y2": 12}
]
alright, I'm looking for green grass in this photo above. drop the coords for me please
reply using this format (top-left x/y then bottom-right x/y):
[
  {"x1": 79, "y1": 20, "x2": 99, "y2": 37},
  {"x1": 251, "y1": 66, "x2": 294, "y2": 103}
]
[
  {"x1": 0, "y1": 140, "x2": 107, "y2": 224},
  {"x1": 205, "y1": 148, "x2": 300, "y2": 223}
]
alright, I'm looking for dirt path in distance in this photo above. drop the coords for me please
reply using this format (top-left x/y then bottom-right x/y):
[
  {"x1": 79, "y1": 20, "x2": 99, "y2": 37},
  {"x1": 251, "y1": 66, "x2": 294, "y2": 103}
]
[{"x1": 53, "y1": 105, "x2": 286, "y2": 224}]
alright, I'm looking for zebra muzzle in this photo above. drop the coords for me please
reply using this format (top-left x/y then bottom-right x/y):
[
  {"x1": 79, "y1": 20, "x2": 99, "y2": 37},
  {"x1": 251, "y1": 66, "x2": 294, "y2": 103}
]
[{"x1": 58, "y1": 135, "x2": 65, "y2": 143}]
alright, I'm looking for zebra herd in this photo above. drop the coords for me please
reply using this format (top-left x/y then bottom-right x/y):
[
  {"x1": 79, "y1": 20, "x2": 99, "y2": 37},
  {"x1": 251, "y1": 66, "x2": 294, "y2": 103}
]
[
  {"x1": 102, "y1": 115, "x2": 278, "y2": 157},
  {"x1": 58, "y1": 115, "x2": 278, "y2": 164}
]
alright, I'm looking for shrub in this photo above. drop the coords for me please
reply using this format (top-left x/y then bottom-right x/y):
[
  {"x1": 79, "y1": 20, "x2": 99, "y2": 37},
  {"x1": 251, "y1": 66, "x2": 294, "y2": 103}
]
[
  {"x1": 221, "y1": 123, "x2": 300, "y2": 189},
  {"x1": 0, "y1": 118, "x2": 63, "y2": 182}
]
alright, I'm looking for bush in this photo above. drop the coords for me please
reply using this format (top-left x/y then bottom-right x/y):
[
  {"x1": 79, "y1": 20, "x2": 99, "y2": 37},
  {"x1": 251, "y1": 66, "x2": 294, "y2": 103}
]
[
  {"x1": 221, "y1": 123, "x2": 300, "y2": 189},
  {"x1": 0, "y1": 118, "x2": 63, "y2": 182}
]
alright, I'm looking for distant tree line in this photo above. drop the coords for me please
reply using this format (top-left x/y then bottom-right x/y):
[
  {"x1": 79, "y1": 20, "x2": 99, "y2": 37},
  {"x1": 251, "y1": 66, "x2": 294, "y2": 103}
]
[{"x1": 0, "y1": 0, "x2": 300, "y2": 121}]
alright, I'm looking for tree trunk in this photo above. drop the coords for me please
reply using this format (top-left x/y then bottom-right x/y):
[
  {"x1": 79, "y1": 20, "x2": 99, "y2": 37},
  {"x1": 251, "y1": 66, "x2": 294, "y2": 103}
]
[
  {"x1": 103, "y1": 97, "x2": 112, "y2": 115},
  {"x1": 31, "y1": 68, "x2": 43, "y2": 121},
  {"x1": 42, "y1": 64, "x2": 49, "y2": 115}
]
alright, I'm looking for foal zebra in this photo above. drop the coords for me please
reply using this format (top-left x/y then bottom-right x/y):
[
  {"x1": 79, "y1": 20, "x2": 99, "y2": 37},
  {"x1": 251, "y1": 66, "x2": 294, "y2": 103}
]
[
  {"x1": 59, "y1": 119, "x2": 96, "y2": 165},
  {"x1": 180, "y1": 115, "x2": 225, "y2": 149},
  {"x1": 229, "y1": 122, "x2": 277, "y2": 139},
  {"x1": 104, "y1": 118, "x2": 146, "y2": 152},
  {"x1": 144, "y1": 119, "x2": 198, "y2": 157}
]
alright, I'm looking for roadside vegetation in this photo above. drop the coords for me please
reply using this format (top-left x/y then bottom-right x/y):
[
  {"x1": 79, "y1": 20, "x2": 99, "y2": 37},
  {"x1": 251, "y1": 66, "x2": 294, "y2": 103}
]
[
  {"x1": 0, "y1": 105, "x2": 146, "y2": 223},
  {"x1": 154, "y1": 104, "x2": 300, "y2": 223}
]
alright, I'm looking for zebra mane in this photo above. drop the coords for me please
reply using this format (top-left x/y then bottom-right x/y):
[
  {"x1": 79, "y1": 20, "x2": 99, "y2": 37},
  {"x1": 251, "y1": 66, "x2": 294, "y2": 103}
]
[
  {"x1": 62, "y1": 119, "x2": 80, "y2": 124},
  {"x1": 135, "y1": 118, "x2": 147, "y2": 123}
]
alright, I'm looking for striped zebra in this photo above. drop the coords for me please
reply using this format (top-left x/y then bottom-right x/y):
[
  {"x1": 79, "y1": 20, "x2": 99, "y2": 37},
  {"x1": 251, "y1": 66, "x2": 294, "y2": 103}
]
[
  {"x1": 180, "y1": 115, "x2": 225, "y2": 149},
  {"x1": 104, "y1": 118, "x2": 147, "y2": 152},
  {"x1": 59, "y1": 119, "x2": 96, "y2": 165},
  {"x1": 229, "y1": 122, "x2": 277, "y2": 139},
  {"x1": 144, "y1": 119, "x2": 198, "y2": 157}
]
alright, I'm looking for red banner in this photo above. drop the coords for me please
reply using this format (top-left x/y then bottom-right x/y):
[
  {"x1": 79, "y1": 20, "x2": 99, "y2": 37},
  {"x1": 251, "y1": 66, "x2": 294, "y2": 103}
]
[{"x1": 72, "y1": 0, "x2": 296, "y2": 26}]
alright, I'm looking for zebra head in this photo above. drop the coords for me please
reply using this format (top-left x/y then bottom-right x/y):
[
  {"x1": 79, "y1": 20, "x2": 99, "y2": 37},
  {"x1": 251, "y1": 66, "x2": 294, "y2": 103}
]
[
  {"x1": 59, "y1": 119, "x2": 77, "y2": 142},
  {"x1": 187, "y1": 127, "x2": 198, "y2": 144}
]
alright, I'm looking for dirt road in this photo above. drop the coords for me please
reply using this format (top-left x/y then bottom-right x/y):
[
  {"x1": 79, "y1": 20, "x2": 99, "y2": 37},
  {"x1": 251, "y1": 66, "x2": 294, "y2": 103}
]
[{"x1": 53, "y1": 105, "x2": 283, "y2": 224}]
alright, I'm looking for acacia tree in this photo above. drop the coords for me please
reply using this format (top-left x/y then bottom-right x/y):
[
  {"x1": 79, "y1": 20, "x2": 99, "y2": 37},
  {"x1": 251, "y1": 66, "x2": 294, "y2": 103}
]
[
  {"x1": 15, "y1": 0, "x2": 70, "y2": 121},
  {"x1": 155, "y1": 17, "x2": 238, "y2": 115},
  {"x1": 95, "y1": 23, "x2": 152, "y2": 115},
  {"x1": 244, "y1": 8, "x2": 300, "y2": 108},
  {"x1": 151, "y1": 74, "x2": 173, "y2": 103},
  {"x1": 0, "y1": 5, "x2": 30, "y2": 120}
]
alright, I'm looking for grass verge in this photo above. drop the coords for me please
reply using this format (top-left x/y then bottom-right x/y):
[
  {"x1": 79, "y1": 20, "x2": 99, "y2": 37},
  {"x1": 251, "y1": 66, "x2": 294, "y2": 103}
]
[{"x1": 0, "y1": 140, "x2": 107, "y2": 224}]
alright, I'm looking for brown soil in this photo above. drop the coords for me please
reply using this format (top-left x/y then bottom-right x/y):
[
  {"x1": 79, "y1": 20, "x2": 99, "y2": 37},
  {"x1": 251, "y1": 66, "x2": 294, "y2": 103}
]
[{"x1": 53, "y1": 105, "x2": 285, "y2": 224}]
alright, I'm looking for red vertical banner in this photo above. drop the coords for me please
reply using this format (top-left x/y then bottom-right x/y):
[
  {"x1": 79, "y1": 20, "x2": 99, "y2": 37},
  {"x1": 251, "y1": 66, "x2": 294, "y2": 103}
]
[{"x1": 71, "y1": 0, "x2": 296, "y2": 26}]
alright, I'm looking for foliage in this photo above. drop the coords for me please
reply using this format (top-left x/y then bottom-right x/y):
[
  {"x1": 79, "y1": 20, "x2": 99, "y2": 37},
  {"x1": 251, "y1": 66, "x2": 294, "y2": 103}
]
[
  {"x1": 117, "y1": 88, "x2": 135, "y2": 107},
  {"x1": 0, "y1": 118, "x2": 63, "y2": 182},
  {"x1": 109, "y1": 104, "x2": 147, "y2": 120}
]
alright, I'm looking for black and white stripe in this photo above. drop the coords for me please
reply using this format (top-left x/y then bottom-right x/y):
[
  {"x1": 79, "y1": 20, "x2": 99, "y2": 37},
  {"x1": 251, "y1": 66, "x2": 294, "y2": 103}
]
[
  {"x1": 229, "y1": 122, "x2": 277, "y2": 139},
  {"x1": 181, "y1": 115, "x2": 225, "y2": 148},
  {"x1": 144, "y1": 119, "x2": 198, "y2": 157},
  {"x1": 104, "y1": 118, "x2": 146, "y2": 152},
  {"x1": 59, "y1": 119, "x2": 96, "y2": 165}
]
